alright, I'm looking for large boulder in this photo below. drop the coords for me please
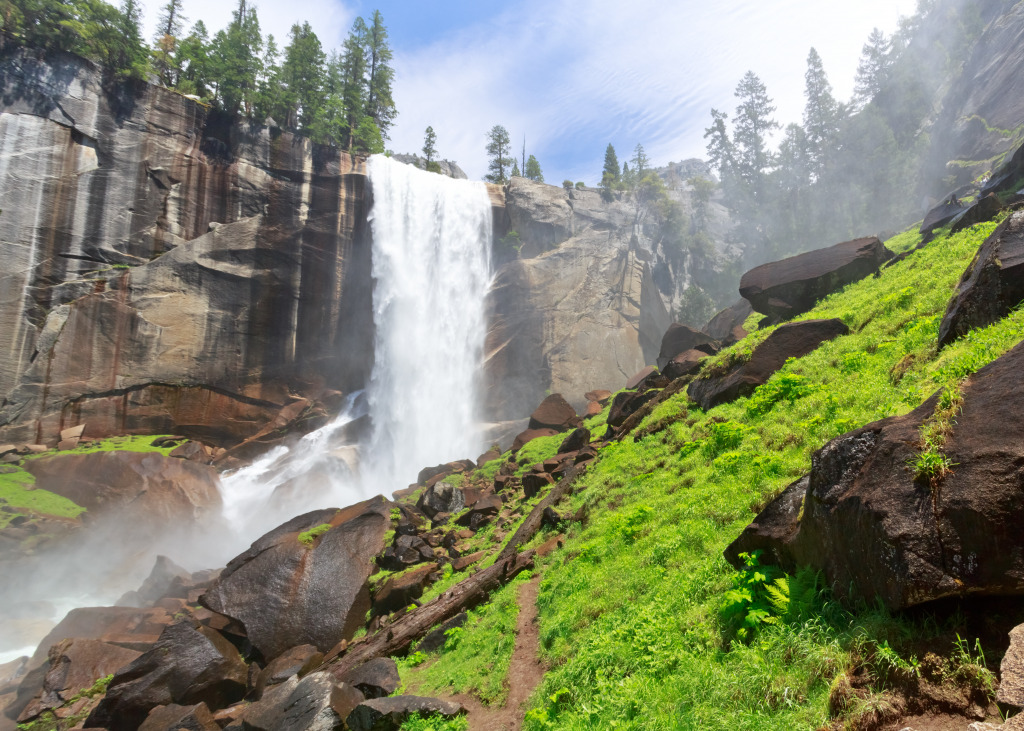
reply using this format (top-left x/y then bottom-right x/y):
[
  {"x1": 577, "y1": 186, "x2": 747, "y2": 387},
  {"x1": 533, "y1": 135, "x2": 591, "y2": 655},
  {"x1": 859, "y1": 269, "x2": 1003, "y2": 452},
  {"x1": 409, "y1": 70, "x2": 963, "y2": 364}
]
[
  {"x1": 656, "y1": 324, "x2": 718, "y2": 370},
  {"x1": 511, "y1": 428, "x2": 558, "y2": 453},
  {"x1": 726, "y1": 340, "x2": 1024, "y2": 610},
  {"x1": 739, "y1": 237, "x2": 893, "y2": 321},
  {"x1": 139, "y1": 702, "x2": 220, "y2": 731},
  {"x1": 333, "y1": 658, "x2": 400, "y2": 700},
  {"x1": 417, "y1": 482, "x2": 465, "y2": 519},
  {"x1": 25, "y1": 451, "x2": 221, "y2": 524},
  {"x1": 85, "y1": 621, "x2": 248, "y2": 731},
  {"x1": 662, "y1": 349, "x2": 709, "y2": 381},
  {"x1": 347, "y1": 695, "x2": 465, "y2": 731},
  {"x1": 938, "y1": 210, "x2": 1024, "y2": 349},
  {"x1": 527, "y1": 394, "x2": 579, "y2": 432},
  {"x1": 703, "y1": 299, "x2": 753, "y2": 346},
  {"x1": 920, "y1": 196, "x2": 969, "y2": 236},
  {"x1": 200, "y1": 497, "x2": 390, "y2": 661},
  {"x1": 688, "y1": 319, "x2": 848, "y2": 411},
  {"x1": 950, "y1": 193, "x2": 1002, "y2": 234},
  {"x1": 606, "y1": 390, "x2": 659, "y2": 429},
  {"x1": 223, "y1": 672, "x2": 359, "y2": 731}
]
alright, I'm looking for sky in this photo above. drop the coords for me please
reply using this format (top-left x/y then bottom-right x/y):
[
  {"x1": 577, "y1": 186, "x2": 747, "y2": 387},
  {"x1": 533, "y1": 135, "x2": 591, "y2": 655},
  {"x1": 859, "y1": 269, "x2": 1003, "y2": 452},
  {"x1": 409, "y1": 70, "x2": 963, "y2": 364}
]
[{"x1": 143, "y1": 0, "x2": 919, "y2": 183}]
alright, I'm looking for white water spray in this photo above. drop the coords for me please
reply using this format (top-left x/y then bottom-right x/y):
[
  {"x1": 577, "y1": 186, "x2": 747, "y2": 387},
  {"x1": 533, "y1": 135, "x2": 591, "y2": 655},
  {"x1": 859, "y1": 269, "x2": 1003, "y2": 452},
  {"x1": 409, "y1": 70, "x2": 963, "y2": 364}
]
[{"x1": 365, "y1": 155, "x2": 494, "y2": 492}]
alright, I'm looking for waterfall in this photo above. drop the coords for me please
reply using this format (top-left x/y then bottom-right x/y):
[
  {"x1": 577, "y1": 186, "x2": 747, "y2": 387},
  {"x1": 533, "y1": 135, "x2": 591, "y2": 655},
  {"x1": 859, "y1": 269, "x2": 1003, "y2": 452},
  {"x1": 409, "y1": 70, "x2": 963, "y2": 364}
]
[{"x1": 365, "y1": 155, "x2": 494, "y2": 492}]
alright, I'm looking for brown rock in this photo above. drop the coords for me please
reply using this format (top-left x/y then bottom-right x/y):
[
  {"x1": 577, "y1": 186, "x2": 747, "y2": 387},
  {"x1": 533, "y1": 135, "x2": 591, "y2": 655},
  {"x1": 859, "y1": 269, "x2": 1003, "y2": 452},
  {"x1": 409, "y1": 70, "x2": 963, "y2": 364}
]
[
  {"x1": 511, "y1": 428, "x2": 558, "y2": 453},
  {"x1": 688, "y1": 319, "x2": 848, "y2": 411},
  {"x1": 253, "y1": 645, "x2": 323, "y2": 700},
  {"x1": 920, "y1": 195, "x2": 968, "y2": 235},
  {"x1": 607, "y1": 390, "x2": 658, "y2": 429},
  {"x1": 372, "y1": 564, "x2": 439, "y2": 616},
  {"x1": 200, "y1": 498, "x2": 390, "y2": 661},
  {"x1": 347, "y1": 695, "x2": 464, "y2": 731},
  {"x1": 950, "y1": 192, "x2": 1002, "y2": 234},
  {"x1": 662, "y1": 349, "x2": 708, "y2": 380},
  {"x1": 452, "y1": 552, "x2": 485, "y2": 572},
  {"x1": 476, "y1": 449, "x2": 501, "y2": 467},
  {"x1": 704, "y1": 299, "x2": 753, "y2": 346},
  {"x1": 584, "y1": 389, "x2": 612, "y2": 404},
  {"x1": 583, "y1": 401, "x2": 603, "y2": 417},
  {"x1": 739, "y1": 237, "x2": 893, "y2": 321},
  {"x1": 656, "y1": 324, "x2": 719, "y2": 370},
  {"x1": 522, "y1": 472, "x2": 554, "y2": 499},
  {"x1": 998, "y1": 624, "x2": 1024, "y2": 710},
  {"x1": 527, "y1": 394, "x2": 580, "y2": 432},
  {"x1": 334, "y1": 658, "x2": 400, "y2": 700},
  {"x1": 59, "y1": 425, "x2": 85, "y2": 441},
  {"x1": 139, "y1": 702, "x2": 220, "y2": 731}
]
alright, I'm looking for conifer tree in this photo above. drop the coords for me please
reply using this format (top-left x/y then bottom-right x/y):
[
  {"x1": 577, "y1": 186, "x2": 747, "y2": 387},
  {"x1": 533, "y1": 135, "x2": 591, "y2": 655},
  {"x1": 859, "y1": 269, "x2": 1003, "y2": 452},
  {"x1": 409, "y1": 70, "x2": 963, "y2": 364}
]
[
  {"x1": 853, "y1": 28, "x2": 892, "y2": 108},
  {"x1": 525, "y1": 154, "x2": 543, "y2": 182},
  {"x1": 363, "y1": 10, "x2": 396, "y2": 140},
  {"x1": 281, "y1": 22, "x2": 325, "y2": 130},
  {"x1": 510, "y1": 159, "x2": 520, "y2": 178},
  {"x1": 339, "y1": 17, "x2": 368, "y2": 150},
  {"x1": 211, "y1": 0, "x2": 263, "y2": 116},
  {"x1": 731, "y1": 71, "x2": 777, "y2": 204},
  {"x1": 631, "y1": 143, "x2": 649, "y2": 178},
  {"x1": 422, "y1": 126, "x2": 441, "y2": 173},
  {"x1": 485, "y1": 125, "x2": 511, "y2": 183},
  {"x1": 601, "y1": 143, "x2": 620, "y2": 188},
  {"x1": 153, "y1": 0, "x2": 187, "y2": 85},
  {"x1": 176, "y1": 20, "x2": 210, "y2": 97},
  {"x1": 802, "y1": 47, "x2": 841, "y2": 178}
]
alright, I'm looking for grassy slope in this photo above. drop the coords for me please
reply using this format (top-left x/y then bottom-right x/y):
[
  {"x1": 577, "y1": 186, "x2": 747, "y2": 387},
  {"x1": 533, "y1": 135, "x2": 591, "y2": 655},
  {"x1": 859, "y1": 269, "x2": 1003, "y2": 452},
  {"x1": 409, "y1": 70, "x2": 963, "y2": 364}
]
[{"x1": 398, "y1": 219, "x2": 1024, "y2": 730}]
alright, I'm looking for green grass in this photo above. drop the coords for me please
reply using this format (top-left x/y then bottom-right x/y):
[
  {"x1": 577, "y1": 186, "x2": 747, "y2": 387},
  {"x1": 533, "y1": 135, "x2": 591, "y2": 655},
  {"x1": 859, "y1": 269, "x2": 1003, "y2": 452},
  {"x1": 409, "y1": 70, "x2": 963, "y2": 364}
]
[
  {"x1": 0, "y1": 469, "x2": 85, "y2": 527},
  {"x1": 53, "y1": 434, "x2": 179, "y2": 457},
  {"x1": 399, "y1": 571, "x2": 533, "y2": 705},
  {"x1": 515, "y1": 434, "x2": 568, "y2": 475},
  {"x1": 297, "y1": 523, "x2": 331, "y2": 546},
  {"x1": 512, "y1": 219, "x2": 1020, "y2": 729}
]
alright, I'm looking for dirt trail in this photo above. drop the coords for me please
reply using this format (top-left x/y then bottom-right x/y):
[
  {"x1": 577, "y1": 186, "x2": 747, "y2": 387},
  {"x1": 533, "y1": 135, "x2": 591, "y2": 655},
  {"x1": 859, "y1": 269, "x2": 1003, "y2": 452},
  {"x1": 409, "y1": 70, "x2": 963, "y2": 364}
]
[{"x1": 451, "y1": 576, "x2": 546, "y2": 731}]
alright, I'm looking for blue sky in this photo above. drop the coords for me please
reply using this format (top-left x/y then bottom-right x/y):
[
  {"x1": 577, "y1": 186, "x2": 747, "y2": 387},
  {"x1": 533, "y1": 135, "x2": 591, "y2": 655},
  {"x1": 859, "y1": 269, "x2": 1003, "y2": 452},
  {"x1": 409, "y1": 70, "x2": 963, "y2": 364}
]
[{"x1": 146, "y1": 1, "x2": 918, "y2": 183}]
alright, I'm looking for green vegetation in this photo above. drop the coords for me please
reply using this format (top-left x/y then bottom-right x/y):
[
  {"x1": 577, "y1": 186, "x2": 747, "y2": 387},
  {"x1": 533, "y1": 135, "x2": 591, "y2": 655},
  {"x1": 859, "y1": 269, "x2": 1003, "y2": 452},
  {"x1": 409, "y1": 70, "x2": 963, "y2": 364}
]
[
  {"x1": 0, "y1": 468, "x2": 84, "y2": 528},
  {"x1": 399, "y1": 714, "x2": 468, "y2": 731},
  {"x1": 17, "y1": 674, "x2": 113, "y2": 730},
  {"x1": 387, "y1": 220, "x2": 1022, "y2": 729},
  {"x1": 298, "y1": 523, "x2": 332, "y2": 546}
]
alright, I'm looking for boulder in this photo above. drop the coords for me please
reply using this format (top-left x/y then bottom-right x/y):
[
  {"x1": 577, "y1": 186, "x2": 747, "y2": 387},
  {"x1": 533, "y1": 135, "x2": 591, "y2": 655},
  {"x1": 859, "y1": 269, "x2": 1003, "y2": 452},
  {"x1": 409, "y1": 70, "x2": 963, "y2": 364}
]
[
  {"x1": 522, "y1": 472, "x2": 554, "y2": 499},
  {"x1": 583, "y1": 401, "x2": 603, "y2": 417},
  {"x1": 452, "y1": 552, "x2": 485, "y2": 572},
  {"x1": 938, "y1": 210, "x2": 1024, "y2": 349},
  {"x1": 253, "y1": 645, "x2": 323, "y2": 700},
  {"x1": 662, "y1": 349, "x2": 709, "y2": 380},
  {"x1": 417, "y1": 482, "x2": 465, "y2": 519},
  {"x1": 656, "y1": 324, "x2": 718, "y2": 370},
  {"x1": 726, "y1": 340, "x2": 1024, "y2": 610},
  {"x1": 583, "y1": 389, "x2": 612, "y2": 405},
  {"x1": 139, "y1": 702, "x2": 220, "y2": 731},
  {"x1": 455, "y1": 493, "x2": 502, "y2": 530},
  {"x1": 624, "y1": 366, "x2": 669, "y2": 391},
  {"x1": 15, "y1": 638, "x2": 142, "y2": 723},
  {"x1": 606, "y1": 390, "x2": 659, "y2": 429},
  {"x1": 85, "y1": 621, "x2": 248, "y2": 731},
  {"x1": 998, "y1": 624, "x2": 1024, "y2": 711},
  {"x1": 200, "y1": 498, "x2": 390, "y2": 661},
  {"x1": 920, "y1": 195, "x2": 969, "y2": 235},
  {"x1": 223, "y1": 673, "x2": 357, "y2": 731},
  {"x1": 558, "y1": 427, "x2": 591, "y2": 454},
  {"x1": 476, "y1": 448, "x2": 501, "y2": 467},
  {"x1": 416, "y1": 460, "x2": 475, "y2": 487},
  {"x1": 333, "y1": 658, "x2": 400, "y2": 700},
  {"x1": 704, "y1": 299, "x2": 753, "y2": 346},
  {"x1": 723, "y1": 476, "x2": 809, "y2": 569},
  {"x1": 527, "y1": 394, "x2": 579, "y2": 432},
  {"x1": 415, "y1": 613, "x2": 467, "y2": 654},
  {"x1": 688, "y1": 319, "x2": 848, "y2": 411},
  {"x1": 950, "y1": 193, "x2": 1002, "y2": 234},
  {"x1": 346, "y1": 695, "x2": 464, "y2": 731},
  {"x1": 129, "y1": 556, "x2": 192, "y2": 606},
  {"x1": 372, "y1": 564, "x2": 440, "y2": 616},
  {"x1": 511, "y1": 428, "x2": 558, "y2": 453},
  {"x1": 25, "y1": 451, "x2": 221, "y2": 524},
  {"x1": 377, "y1": 534, "x2": 435, "y2": 571},
  {"x1": 739, "y1": 237, "x2": 893, "y2": 321}
]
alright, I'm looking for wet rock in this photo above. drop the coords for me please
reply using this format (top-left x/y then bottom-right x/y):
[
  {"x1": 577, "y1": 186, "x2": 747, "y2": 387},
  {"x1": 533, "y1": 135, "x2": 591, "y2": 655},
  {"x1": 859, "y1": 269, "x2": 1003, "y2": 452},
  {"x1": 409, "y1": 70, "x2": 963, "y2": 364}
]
[
  {"x1": 703, "y1": 299, "x2": 752, "y2": 346},
  {"x1": 583, "y1": 389, "x2": 612, "y2": 405},
  {"x1": 938, "y1": 210, "x2": 1024, "y2": 349},
  {"x1": 511, "y1": 428, "x2": 558, "y2": 453},
  {"x1": 85, "y1": 621, "x2": 248, "y2": 731},
  {"x1": 726, "y1": 340, "x2": 1024, "y2": 610},
  {"x1": 527, "y1": 394, "x2": 580, "y2": 432},
  {"x1": 455, "y1": 494, "x2": 502, "y2": 530},
  {"x1": 333, "y1": 658, "x2": 400, "y2": 700},
  {"x1": 561, "y1": 423, "x2": 593, "y2": 452},
  {"x1": 921, "y1": 195, "x2": 969, "y2": 236},
  {"x1": 723, "y1": 476, "x2": 809, "y2": 569},
  {"x1": 200, "y1": 498, "x2": 390, "y2": 661},
  {"x1": 522, "y1": 472, "x2": 554, "y2": 499},
  {"x1": 372, "y1": 564, "x2": 439, "y2": 616},
  {"x1": 950, "y1": 193, "x2": 1002, "y2": 234},
  {"x1": 139, "y1": 702, "x2": 220, "y2": 731},
  {"x1": 607, "y1": 390, "x2": 658, "y2": 429},
  {"x1": 415, "y1": 613, "x2": 467, "y2": 654},
  {"x1": 25, "y1": 451, "x2": 221, "y2": 525},
  {"x1": 346, "y1": 695, "x2": 464, "y2": 731},
  {"x1": 224, "y1": 673, "x2": 353, "y2": 731},
  {"x1": 739, "y1": 237, "x2": 893, "y2": 321},
  {"x1": 253, "y1": 645, "x2": 323, "y2": 700},
  {"x1": 688, "y1": 319, "x2": 848, "y2": 411},
  {"x1": 417, "y1": 481, "x2": 465, "y2": 519},
  {"x1": 656, "y1": 324, "x2": 718, "y2": 370},
  {"x1": 662, "y1": 349, "x2": 709, "y2": 380}
]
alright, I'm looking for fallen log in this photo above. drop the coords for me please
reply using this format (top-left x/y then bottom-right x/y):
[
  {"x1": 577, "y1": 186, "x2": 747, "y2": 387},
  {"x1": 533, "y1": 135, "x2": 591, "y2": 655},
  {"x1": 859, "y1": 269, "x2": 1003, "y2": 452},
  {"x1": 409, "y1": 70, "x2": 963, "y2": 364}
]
[
  {"x1": 326, "y1": 549, "x2": 536, "y2": 677},
  {"x1": 325, "y1": 466, "x2": 583, "y2": 676}
]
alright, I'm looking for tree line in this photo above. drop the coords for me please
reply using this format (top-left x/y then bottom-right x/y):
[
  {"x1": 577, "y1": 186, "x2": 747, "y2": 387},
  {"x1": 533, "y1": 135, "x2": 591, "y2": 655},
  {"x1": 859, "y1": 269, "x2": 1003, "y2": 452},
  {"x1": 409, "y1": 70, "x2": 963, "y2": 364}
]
[
  {"x1": 0, "y1": 0, "x2": 397, "y2": 152},
  {"x1": 483, "y1": 125, "x2": 544, "y2": 183}
]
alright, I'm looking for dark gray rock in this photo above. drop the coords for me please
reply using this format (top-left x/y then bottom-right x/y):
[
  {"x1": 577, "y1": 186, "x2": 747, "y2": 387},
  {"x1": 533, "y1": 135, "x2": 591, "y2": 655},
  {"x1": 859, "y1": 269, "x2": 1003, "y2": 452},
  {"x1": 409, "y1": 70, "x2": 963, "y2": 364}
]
[
  {"x1": 253, "y1": 645, "x2": 323, "y2": 700},
  {"x1": 703, "y1": 299, "x2": 753, "y2": 346},
  {"x1": 949, "y1": 193, "x2": 1002, "y2": 234},
  {"x1": 334, "y1": 658, "x2": 400, "y2": 700},
  {"x1": 346, "y1": 695, "x2": 464, "y2": 731},
  {"x1": 557, "y1": 427, "x2": 591, "y2": 455},
  {"x1": 656, "y1": 324, "x2": 718, "y2": 370},
  {"x1": 415, "y1": 613, "x2": 467, "y2": 655},
  {"x1": 417, "y1": 482, "x2": 465, "y2": 519},
  {"x1": 224, "y1": 673, "x2": 353, "y2": 731},
  {"x1": 139, "y1": 702, "x2": 220, "y2": 731},
  {"x1": 938, "y1": 210, "x2": 1024, "y2": 349}
]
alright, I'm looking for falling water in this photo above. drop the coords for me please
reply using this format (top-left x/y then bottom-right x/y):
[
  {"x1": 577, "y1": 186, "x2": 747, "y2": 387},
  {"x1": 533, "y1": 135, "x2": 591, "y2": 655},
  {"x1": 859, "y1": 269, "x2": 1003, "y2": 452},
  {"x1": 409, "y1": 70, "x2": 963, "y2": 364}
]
[{"x1": 364, "y1": 155, "x2": 494, "y2": 492}]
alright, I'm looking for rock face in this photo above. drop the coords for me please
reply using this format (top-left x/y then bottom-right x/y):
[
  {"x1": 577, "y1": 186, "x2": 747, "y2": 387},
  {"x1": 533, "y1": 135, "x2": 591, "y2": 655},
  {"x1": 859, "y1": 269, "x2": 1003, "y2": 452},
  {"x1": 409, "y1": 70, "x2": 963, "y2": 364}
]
[
  {"x1": 0, "y1": 50, "x2": 373, "y2": 447},
  {"x1": 726, "y1": 340, "x2": 1024, "y2": 610},
  {"x1": 688, "y1": 319, "x2": 849, "y2": 411},
  {"x1": 938, "y1": 210, "x2": 1024, "y2": 348},
  {"x1": 200, "y1": 498, "x2": 390, "y2": 661},
  {"x1": 739, "y1": 238, "x2": 893, "y2": 322},
  {"x1": 485, "y1": 178, "x2": 671, "y2": 419},
  {"x1": 25, "y1": 451, "x2": 221, "y2": 523}
]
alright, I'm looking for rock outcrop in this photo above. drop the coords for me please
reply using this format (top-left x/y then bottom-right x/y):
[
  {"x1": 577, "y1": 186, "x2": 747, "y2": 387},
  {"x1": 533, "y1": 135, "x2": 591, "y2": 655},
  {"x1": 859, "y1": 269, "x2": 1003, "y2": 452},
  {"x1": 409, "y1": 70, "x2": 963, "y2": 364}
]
[
  {"x1": 200, "y1": 498, "x2": 390, "y2": 661},
  {"x1": 688, "y1": 319, "x2": 849, "y2": 411},
  {"x1": 656, "y1": 324, "x2": 718, "y2": 370},
  {"x1": 703, "y1": 299, "x2": 752, "y2": 346},
  {"x1": 726, "y1": 340, "x2": 1024, "y2": 610},
  {"x1": 739, "y1": 238, "x2": 893, "y2": 322},
  {"x1": 0, "y1": 49, "x2": 374, "y2": 447},
  {"x1": 938, "y1": 209, "x2": 1024, "y2": 348}
]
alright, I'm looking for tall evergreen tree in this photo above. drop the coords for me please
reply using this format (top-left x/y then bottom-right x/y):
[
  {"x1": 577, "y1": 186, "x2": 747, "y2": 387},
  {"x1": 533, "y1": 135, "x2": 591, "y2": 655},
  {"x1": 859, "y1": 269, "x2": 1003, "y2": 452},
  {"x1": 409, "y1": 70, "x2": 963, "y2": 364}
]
[
  {"x1": 802, "y1": 48, "x2": 842, "y2": 179},
  {"x1": 211, "y1": 0, "x2": 263, "y2": 116},
  {"x1": 853, "y1": 28, "x2": 892, "y2": 108},
  {"x1": 175, "y1": 20, "x2": 210, "y2": 97},
  {"x1": 731, "y1": 71, "x2": 777, "y2": 205},
  {"x1": 339, "y1": 17, "x2": 368, "y2": 150},
  {"x1": 153, "y1": 0, "x2": 187, "y2": 85},
  {"x1": 281, "y1": 22, "x2": 325, "y2": 130},
  {"x1": 363, "y1": 10, "x2": 396, "y2": 140},
  {"x1": 485, "y1": 125, "x2": 511, "y2": 183},
  {"x1": 422, "y1": 126, "x2": 441, "y2": 173},
  {"x1": 631, "y1": 143, "x2": 649, "y2": 177},
  {"x1": 601, "y1": 143, "x2": 620, "y2": 187},
  {"x1": 525, "y1": 154, "x2": 543, "y2": 182}
]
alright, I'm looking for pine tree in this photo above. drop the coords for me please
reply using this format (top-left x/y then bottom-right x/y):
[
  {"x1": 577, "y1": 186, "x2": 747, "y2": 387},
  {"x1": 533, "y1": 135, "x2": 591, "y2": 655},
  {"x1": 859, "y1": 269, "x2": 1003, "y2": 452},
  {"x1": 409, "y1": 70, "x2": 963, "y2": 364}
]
[
  {"x1": 176, "y1": 20, "x2": 210, "y2": 97},
  {"x1": 422, "y1": 126, "x2": 441, "y2": 173},
  {"x1": 802, "y1": 48, "x2": 841, "y2": 178},
  {"x1": 601, "y1": 143, "x2": 620, "y2": 188},
  {"x1": 307, "y1": 50, "x2": 345, "y2": 145},
  {"x1": 853, "y1": 28, "x2": 892, "y2": 108},
  {"x1": 485, "y1": 125, "x2": 511, "y2": 183},
  {"x1": 631, "y1": 143, "x2": 649, "y2": 178},
  {"x1": 510, "y1": 159, "x2": 520, "y2": 178},
  {"x1": 525, "y1": 154, "x2": 543, "y2": 182},
  {"x1": 153, "y1": 0, "x2": 187, "y2": 85},
  {"x1": 281, "y1": 22, "x2": 325, "y2": 130},
  {"x1": 211, "y1": 0, "x2": 263, "y2": 116},
  {"x1": 731, "y1": 71, "x2": 777, "y2": 204},
  {"x1": 339, "y1": 17, "x2": 368, "y2": 150},
  {"x1": 363, "y1": 10, "x2": 396, "y2": 140}
]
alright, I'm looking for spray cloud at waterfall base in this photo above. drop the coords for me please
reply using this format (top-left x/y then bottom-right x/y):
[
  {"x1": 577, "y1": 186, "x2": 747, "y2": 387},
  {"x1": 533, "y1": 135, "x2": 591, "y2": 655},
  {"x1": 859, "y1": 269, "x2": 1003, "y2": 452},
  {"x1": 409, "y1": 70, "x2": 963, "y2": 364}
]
[{"x1": 0, "y1": 156, "x2": 495, "y2": 664}]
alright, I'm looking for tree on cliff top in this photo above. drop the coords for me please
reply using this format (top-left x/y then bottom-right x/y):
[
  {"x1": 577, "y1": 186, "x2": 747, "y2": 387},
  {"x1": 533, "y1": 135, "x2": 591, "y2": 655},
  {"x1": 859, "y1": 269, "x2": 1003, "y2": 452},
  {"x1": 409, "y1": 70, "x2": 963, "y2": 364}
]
[
  {"x1": 280, "y1": 22, "x2": 325, "y2": 129},
  {"x1": 485, "y1": 125, "x2": 511, "y2": 183},
  {"x1": 525, "y1": 154, "x2": 544, "y2": 183},
  {"x1": 423, "y1": 126, "x2": 442, "y2": 173},
  {"x1": 363, "y1": 10, "x2": 396, "y2": 140},
  {"x1": 602, "y1": 144, "x2": 620, "y2": 186}
]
